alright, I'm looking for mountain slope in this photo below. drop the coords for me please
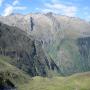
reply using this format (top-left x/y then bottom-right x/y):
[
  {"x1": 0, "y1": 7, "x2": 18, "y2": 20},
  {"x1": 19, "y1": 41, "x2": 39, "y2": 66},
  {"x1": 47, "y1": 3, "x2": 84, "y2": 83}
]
[
  {"x1": 0, "y1": 13, "x2": 90, "y2": 75},
  {"x1": 0, "y1": 22, "x2": 60, "y2": 77},
  {"x1": 0, "y1": 55, "x2": 30, "y2": 90},
  {"x1": 1, "y1": 56, "x2": 90, "y2": 90}
]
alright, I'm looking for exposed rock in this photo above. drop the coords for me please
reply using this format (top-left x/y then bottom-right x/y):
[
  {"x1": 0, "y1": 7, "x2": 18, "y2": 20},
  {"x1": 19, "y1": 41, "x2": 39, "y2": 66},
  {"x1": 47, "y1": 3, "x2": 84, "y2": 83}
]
[
  {"x1": 77, "y1": 37, "x2": 90, "y2": 71},
  {"x1": 0, "y1": 22, "x2": 59, "y2": 77},
  {"x1": 0, "y1": 13, "x2": 90, "y2": 76}
]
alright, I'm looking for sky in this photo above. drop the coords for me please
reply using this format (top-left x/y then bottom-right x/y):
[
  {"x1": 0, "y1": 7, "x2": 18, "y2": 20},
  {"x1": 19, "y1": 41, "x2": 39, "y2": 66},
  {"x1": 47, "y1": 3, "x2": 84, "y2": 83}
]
[{"x1": 0, "y1": 0, "x2": 90, "y2": 21}]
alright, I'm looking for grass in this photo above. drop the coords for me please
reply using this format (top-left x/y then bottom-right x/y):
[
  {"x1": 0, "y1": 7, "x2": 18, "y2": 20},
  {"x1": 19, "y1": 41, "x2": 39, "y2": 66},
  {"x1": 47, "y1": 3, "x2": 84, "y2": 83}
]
[
  {"x1": 0, "y1": 55, "x2": 31, "y2": 90},
  {"x1": 0, "y1": 55, "x2": 90, "y2": 90},
  {"x1": 18, "y1": 72, "x2": 90, "y2": 90}
]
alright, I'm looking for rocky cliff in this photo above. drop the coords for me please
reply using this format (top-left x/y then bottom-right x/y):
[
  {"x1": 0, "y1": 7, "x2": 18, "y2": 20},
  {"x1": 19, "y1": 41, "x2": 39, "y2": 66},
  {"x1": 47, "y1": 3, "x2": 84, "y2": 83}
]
[
  {"x1": 0, "y1": 22, "x2": 60, "y2": 77},
  {"x1": 0, "y1": 13, "x2": 90, "y2": 76}
]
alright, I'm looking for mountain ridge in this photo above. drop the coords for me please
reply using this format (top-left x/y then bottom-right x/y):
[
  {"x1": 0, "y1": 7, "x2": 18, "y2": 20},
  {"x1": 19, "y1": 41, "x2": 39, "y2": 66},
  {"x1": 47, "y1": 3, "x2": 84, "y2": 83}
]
[{"x1": 0, "y1": 13, "x2": 90, "y2": 76}]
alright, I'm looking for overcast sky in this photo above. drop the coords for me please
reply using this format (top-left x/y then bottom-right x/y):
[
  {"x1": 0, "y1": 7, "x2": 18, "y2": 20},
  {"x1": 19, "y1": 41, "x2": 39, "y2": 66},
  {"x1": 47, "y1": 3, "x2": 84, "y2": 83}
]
[{"x1": 0, "y1": 0, "x2": 90, "y2": 21}]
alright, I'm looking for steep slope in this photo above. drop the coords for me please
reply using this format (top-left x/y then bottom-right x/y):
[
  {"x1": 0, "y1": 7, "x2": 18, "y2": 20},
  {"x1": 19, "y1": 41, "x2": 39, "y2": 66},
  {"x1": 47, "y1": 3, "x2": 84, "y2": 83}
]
[
  {"x1": 1, "y1": 55, "x2": 90, "y2": 90},
  {"x1": 0, "y1": 55, "x2": 30, "y2": 90},
  {"x1": 0, "y1": 13, "x2": 90, "y2": 75},
  {"x1": 77, "y1": 37, "x2": 90, "y2": 71},
  {"x1": 0, "y1": 22, "x2": 60, "y2": 77}
]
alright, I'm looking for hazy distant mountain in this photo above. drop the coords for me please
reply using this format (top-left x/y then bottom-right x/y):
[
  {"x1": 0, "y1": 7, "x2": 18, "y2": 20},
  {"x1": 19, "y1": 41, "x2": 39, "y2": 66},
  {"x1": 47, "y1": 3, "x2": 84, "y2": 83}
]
[{"x1": 0, "y1": 13, "x2": 90, "y2": 76}]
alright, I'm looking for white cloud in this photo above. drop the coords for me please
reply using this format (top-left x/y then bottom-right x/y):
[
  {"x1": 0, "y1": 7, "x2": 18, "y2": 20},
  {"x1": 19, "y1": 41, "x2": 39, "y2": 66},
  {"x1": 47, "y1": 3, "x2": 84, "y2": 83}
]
[
  {"x1": 2, "y1": 0, "x2": 27, "y2": 16},
  {"x1": 37, "y1": 1, "x2": 77, "y2": 17},
  {"x1": 3, "y1": 5, "x2": 27, "y2": 16},
  {"x1": 3, "y1": 5, "x2": 13, "y2": 16},
  {"x1": 0, "y1": 0, "x2": 4, "y2": 6},
  {"x1": 45, "y1": 3, "x2": 66, "y2": 9},
  {"x1": 43, "y1": 3, "x2": 77, "y2": 17},
  {"x1": 13, "y1": 0, "x2": 19, "y2": 6}
]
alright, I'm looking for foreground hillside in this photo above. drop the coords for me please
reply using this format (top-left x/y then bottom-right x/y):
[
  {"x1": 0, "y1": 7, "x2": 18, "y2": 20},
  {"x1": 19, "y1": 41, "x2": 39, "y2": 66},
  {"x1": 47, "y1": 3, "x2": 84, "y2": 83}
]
[
  {"x1": 0, "y1": 55, "x2": 30, "y2": 90},
  {"x1": 0, "y1": 55, "x2": 90, "y2": 90},
  {"x1": 22, "y1": 72, "x2": 90, "y2": 90},
  {"x1": 17, "y1": 72, "x2": 90, "y2": 90}
]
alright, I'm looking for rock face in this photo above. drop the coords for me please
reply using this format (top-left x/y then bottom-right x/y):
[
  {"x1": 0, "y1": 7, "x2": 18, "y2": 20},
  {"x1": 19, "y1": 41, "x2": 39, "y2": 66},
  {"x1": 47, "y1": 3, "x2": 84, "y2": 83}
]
[
  {"x1": 0, "y1": 22, "x2": 59, "y2": 77},
  {"x1": 0, "y1": 13, "x2": 90, "y2": 76},
  {"x1": 77, "y1": 37, "x2": 90, "y2": 71}
]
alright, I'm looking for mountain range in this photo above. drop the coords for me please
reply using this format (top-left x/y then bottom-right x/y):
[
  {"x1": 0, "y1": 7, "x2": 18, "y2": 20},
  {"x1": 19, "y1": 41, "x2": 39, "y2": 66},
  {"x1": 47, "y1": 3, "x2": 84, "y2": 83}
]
[{"x1": 0, "y1": 13, "x2": 90, "y2": 90}]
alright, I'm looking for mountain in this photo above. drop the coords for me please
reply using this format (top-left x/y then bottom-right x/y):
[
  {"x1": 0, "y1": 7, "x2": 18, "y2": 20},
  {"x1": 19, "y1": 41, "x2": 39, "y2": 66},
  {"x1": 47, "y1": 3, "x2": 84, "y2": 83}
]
[
  {"x1": 1, "y1": 55, "x2": 90, "y2": 90},
  {"x1": 0, "y1": 21, "x2": 61, "y2": 89},
  {"x1": 0, "y1": 13, "x2": 90, "y2": 90},
  {"x1": 0, "y1": 22, "x2": 60, "y2": 77},
  {"x1": 0, "y1": 13, "x2": 90, "y2": 76}
]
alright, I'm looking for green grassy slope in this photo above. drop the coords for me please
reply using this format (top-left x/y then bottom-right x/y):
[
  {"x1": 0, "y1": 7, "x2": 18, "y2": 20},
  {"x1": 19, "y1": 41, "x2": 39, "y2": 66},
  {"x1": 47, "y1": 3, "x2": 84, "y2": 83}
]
[
  {"x1": 0, "y1": 55, "x2": 90, "y2": 90},
  {"x1": 25, "y1": 72, "x2": 90, "y2": 90},
  {"x1": 0, "y1": 55, "x2": 31, "y2": 90}
]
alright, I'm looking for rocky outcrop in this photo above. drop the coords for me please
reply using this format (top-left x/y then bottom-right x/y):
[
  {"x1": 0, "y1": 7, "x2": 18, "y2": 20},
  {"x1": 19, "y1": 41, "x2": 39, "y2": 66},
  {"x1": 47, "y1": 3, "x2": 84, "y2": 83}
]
[
  {"x1": 0, "y1": 22, "x2": 59, "y2": 77},
  {"x1": 30, "y1": 17, "x2": 34, "y2": 31}
]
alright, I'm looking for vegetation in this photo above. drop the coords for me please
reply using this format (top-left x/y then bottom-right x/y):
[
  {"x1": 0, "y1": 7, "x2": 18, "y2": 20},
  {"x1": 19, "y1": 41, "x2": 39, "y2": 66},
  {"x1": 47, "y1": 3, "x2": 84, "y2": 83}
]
[
  {"x1": 0, "y1": 55, "x2": 30, "y2": 89},
  {"x1": 0, "y1": 15, "x2": 90, "y2": 90},
  {"x1": 19, "y1": 72, "x2": 90, "y2": 90},
  {"x1": 1, "y1": 55, "x2": 90, "y2": 90}
]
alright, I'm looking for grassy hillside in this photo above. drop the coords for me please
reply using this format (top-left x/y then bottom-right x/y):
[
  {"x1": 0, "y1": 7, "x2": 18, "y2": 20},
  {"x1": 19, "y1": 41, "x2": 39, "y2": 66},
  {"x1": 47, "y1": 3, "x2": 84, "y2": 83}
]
[
  {"x1": 0, "y1": 55, "x2": 90, "y2": 90},
  {"x1": 0, "y1": 55, "x2": 31, "y2": 90},
  {"x1": 22, "y1": 72, "x2": 90, "y2": 90}
]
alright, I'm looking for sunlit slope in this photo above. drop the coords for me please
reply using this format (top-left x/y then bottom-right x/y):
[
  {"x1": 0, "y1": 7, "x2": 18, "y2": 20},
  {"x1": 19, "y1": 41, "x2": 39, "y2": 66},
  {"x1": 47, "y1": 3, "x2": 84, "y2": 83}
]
[
  {"x1": 0, "y1": 55, "x2": 30, "y2": 90},
  {"x1": 22, "y1": 72, "x2": 90, "y2": 90},
  {"x1": 0, "y1": 56, "x2": 90, "y2": 90},
  {"x1": 0, "y1": 13, "x2": 90, "y2": 76}
]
